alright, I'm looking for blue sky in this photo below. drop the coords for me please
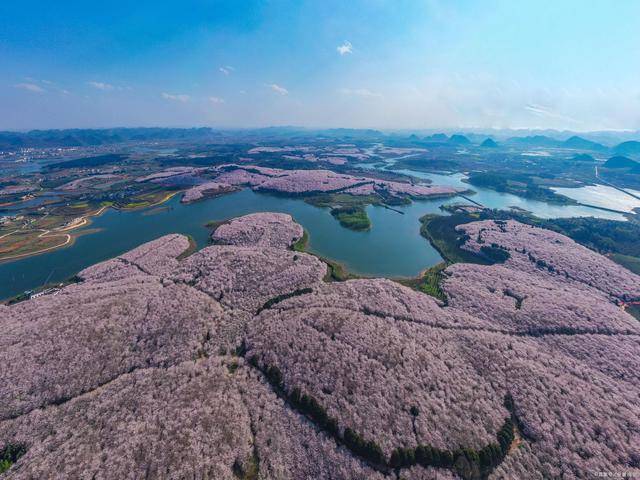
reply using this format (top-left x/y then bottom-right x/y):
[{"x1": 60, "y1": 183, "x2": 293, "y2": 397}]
[{"x1": 1, "y1": 0, "x2": 639, "y2": 131}]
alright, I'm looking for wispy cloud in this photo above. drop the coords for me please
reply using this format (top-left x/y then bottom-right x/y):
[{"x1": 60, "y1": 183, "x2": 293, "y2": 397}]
[
  {"x1": 339, "y1": 88, "x2": 382, "y2": 99},
  {"x1": 87, "y1": 81, "x2": 114, "y2": 91},
  {"x1": 524, "y1": 103, "x2": 580, "y2": 124},
  {"x1": 337, "y1": 41, "x2": 353, "y2": 55},
  {"x1": 268, "y1": 84, "x2": 288, "y2": 95},
  {"x1": 19, "y1": 78, "x2": 72, "y2": 95},
  {"x1": 161, "y1": 92, "x2": 190, "y2": 102},
  {"x1": 524, "y1": 103, "x2": 554, "y2": 117},
  {"x1": 209, "y1": 96, "x2": 225, "y2": 104},
  {"x1": 14, "y1": 83, "x2": 45, "y2": 93},
  {"x1": 219, "y1": 66, "x2": 235, "y2": 75}
]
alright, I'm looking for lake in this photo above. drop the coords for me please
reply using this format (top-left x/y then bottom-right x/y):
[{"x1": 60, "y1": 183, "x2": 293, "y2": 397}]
[
  {"x1": 0, "y1": 189, "x2": 455, "y2": 300},
  {"x1": 0, "y1": 165, "x2": 632, "y2": 300}
]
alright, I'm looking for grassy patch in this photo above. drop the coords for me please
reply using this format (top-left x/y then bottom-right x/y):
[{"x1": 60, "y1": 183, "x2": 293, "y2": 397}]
[
  {"x1": 400, "y1": 262, "x2": 448, "y2": 302},
  {"x1": 480, "y1": 244, "x2": 511, "y2": 263},
  {"x1": 205, "y1": 219, "x2": 227, "y2": 230},
  {"x1": 626, "y1": 304, "x2": 640, "y2": 321},
  {"x1": 465, "y1": 172, "x2": 577, "y2": 205},
  {"x1": 226, "y1": 360, "x2": 239, "y2": 374},
  {"x1": 115, "y1": 190, "x2": 178, "y2": 210},
  {"x1": 330, "y1": 206, "x2": 371, "y2": 231},
  {"x1": 69, "y1": 202, "x2": 90, "y2": 209},
  {"x1": 52, "y1": 202, "x2": 96, "y2": 217},
  {"x1": 305, "y1": 193, "x2": 380, "y2": 208},
  {"x1": 419, "y1": 213, "x2": 493, "y2": 265},
  {"x1": 610, "y1": 253, "x2": 640, "y2": 275},
  {"x1": 323, "y1": 258, "x2": 353, "y2": 282},
  {"x1": 416, "y1": 262, "x2": 448, "y2": 302},
  {"x1": 258, "y1": 288, "x2": 313, "y2": 313},
  {"x1": 205, "y1": 219, "x2": 230, "y2": 244},
  {"x1": 232, "y1": 453, "x2": 259, "y2": 480},
  {"x1": 0, "y1": 444, "x2": 27, "y2": 474},
  {"x1": 292, "y1": 229, "x2": 309, "y2": 252},
  {"x1": 305, "y1": 191, "x2": 407, "y2": 229},
  {"x1": 176, "y1": 235, "x2": 197, "y2": 260}
]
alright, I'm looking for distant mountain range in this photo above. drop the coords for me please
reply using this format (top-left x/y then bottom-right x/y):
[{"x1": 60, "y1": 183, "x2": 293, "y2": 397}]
[
  {"x1": 505, "y1": 135, "x2": 608, "y2": 151},
  {"x1": 422, "y1": 133, "x2": 449, "y2": 143},
  {"x1": 506, "y1": 135, "x2": 563, "y2": 148},
  {"x1": 0, "y1": 128, "x2": 221, "y2": 149},
  {"x1": 0, "y1": 127, "x2": 638, "y2": 153}
]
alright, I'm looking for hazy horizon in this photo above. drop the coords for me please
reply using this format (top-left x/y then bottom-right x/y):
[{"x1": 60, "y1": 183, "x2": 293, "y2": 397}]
[
  {"x1": 2, "y1": 0, "x2": 639, "y2": 131},
  {"x1": 1, "y1": 125, "x2": 638, "y2": 138}
]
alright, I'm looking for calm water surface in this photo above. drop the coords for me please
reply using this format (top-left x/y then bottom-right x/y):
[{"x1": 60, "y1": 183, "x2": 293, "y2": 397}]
[
  {"x1": 1, "y1": 164, "x2": 632, "y2": 300},
  {"x1": 551, "y1": 184, "x2": 640, "y2": 213},
  {"x1": 384, "y1": 168, "x2": 628, "y2": 221},
  {"x1": 0, "y1": 190, "x2": 455, "y2": 299}
]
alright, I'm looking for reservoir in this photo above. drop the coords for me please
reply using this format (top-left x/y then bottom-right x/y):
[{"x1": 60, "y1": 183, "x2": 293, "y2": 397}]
[
  {"x1": 0, "y1": 189, "x2": 455, "y2": 300},
  {"x1": 0, "y1": 167, "x2": 631, "y2": 300}
]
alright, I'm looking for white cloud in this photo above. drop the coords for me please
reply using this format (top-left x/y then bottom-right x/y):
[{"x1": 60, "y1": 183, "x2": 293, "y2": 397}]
[
  {"x1": 209, "y1": 96, "x2": 225, "y2": 104},
  {"x1": 14, "y1": 83, "x2": 44, "y2": 93},
  {"x1": 339, "y1": 88, "x2": 383, "y2": 99},
  {"x1": 337, "y1": 41, "x2": 353, "y2": 55},
  {"x1": 269, "y1": 84, "x2": 288, "y2": 95},
  {"x1": 219, "y1": 66, "x2": 235, "y2": 75},
  {"x1": 161, "y1": 92, "x2": 190, "y2": 102},
  {"x1": 87, "y1": 81, "x2": 114, "y2": 91}
]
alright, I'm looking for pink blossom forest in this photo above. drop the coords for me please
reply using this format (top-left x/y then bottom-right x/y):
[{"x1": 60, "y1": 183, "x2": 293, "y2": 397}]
[
  {"x1": 4, "y1": 1, "x2": 640, "y2": 478},
  {"x1": 1, "y1": 212, "x2": 639, "y2": 479}
]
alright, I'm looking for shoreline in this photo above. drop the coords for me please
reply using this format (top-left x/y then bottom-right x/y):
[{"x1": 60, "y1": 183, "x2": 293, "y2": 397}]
[
  {"x1": 2, "y1": 174, "x2": 636, "y2": 301},
  {"x1": 0, "y1": 190, "x2": 186, "y2": 263},
  {"x1": 0, "y1": 204, "x2": 109, "y2": 263}
]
